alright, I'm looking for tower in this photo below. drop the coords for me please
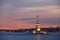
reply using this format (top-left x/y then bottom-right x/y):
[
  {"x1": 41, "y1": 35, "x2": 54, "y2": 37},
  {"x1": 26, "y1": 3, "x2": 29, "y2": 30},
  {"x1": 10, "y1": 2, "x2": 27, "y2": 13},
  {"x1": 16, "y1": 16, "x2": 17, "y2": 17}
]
[{"x1": 36, "y1": 14, "x2": 41, "y2": 33}]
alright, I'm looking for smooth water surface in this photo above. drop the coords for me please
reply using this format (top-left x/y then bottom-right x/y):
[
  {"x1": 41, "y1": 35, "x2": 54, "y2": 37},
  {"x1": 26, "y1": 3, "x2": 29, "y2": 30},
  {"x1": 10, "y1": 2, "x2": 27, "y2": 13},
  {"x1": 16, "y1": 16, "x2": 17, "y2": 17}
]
[{"x1": 0, "y1": 32, "x2": 60, "y2": 40}]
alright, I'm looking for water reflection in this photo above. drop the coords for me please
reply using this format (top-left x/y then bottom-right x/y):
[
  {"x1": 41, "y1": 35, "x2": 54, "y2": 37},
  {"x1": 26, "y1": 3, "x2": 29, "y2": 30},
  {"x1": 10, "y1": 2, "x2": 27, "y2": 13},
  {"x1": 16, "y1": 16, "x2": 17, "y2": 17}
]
[{"x1": 35, "y1": 34, "x2": 41, "y2": 40}]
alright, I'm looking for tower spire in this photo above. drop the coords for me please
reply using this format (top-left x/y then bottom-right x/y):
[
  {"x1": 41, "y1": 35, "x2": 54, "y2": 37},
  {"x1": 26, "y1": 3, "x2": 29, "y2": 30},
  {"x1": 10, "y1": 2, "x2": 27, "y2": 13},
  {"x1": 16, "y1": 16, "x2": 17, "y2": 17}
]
[
  {"x1": 36, "y1": 14, "x2": 41, "y2": 33},
  {"x1": 36, "y1": 14, "x2": 40, "y2": 24}
]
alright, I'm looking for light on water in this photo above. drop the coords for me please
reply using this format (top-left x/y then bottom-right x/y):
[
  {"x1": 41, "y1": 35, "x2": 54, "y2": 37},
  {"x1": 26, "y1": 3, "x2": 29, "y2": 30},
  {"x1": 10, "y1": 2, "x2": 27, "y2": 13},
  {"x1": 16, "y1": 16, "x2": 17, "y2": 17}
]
[
  {"x1": 0, "y1": 32, "x2": 60, "y2": 40},
  {"x1": 35, "y1": 34, "x2": 41, "y2": 40},
  {"x1": 0, "y1": 0, "x2": 60, "y2": 40}
]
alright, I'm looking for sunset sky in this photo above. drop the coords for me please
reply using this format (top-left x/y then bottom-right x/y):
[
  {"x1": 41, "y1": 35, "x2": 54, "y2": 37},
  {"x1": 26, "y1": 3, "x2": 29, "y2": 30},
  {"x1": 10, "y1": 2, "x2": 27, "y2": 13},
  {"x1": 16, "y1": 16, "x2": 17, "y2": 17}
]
[{"x1": 0, "y1": 0, "x2": 60, "y2": 30}]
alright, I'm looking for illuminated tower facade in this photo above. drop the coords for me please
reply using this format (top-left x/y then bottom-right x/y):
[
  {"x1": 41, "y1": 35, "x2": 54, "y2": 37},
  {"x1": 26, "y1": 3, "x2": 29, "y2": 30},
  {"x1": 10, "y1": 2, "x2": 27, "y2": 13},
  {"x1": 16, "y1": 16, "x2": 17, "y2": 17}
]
[{"x1": 36, "y1": 14, "x2": 41, "y2": 33}]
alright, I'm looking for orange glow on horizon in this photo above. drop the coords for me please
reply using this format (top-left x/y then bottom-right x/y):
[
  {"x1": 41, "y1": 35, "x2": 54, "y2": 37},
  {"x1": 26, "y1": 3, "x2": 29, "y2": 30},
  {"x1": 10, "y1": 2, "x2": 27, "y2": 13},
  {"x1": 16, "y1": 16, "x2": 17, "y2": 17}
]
[{"x1": 0, "y1": 21, "x2": 60, "y2": 30}]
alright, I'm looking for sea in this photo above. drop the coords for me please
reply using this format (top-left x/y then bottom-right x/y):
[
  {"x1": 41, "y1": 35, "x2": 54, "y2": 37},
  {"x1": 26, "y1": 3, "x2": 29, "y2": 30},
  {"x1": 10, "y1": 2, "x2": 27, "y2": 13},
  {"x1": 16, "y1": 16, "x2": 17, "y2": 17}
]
[{"x1": 0, "y1": 32, "x2": 60, "y2": 40}]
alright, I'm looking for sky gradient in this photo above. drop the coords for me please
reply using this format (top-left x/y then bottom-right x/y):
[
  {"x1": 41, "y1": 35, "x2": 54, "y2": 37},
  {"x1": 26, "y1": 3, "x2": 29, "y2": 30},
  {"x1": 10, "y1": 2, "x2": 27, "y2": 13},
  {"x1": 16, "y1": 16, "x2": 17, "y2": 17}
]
[{"x1": 0, "y1": 0, "x2": 60, "y2": 30}]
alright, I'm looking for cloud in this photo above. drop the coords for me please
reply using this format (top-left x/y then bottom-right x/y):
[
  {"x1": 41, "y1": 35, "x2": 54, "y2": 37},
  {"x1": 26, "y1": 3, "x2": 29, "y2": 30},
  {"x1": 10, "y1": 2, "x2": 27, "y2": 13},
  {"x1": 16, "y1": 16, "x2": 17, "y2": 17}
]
[
  {"x1": 1, "y1": 0, "x2": 60, "y2": 18},
  {"x1": 16, "y1": 18, "x2": 60, "y2": 24},
  {"x1": 15, "y1": 6, "x2": 60, "y2": 18}
]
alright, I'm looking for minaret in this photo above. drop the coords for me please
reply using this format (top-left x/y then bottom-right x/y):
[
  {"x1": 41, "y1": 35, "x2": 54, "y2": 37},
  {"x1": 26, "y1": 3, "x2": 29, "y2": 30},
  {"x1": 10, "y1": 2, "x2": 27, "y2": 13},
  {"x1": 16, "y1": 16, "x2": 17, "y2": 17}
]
[{"x1": 36, "y1": 14, "x2": 41, "y2": 33}]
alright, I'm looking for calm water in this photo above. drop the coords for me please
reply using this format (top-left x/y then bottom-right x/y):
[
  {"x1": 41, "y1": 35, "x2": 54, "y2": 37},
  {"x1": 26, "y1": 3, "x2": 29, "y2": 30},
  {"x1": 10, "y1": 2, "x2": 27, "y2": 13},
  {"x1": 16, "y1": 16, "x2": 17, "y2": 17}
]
[{"x1": 0, "y1": 32, "x2": 60, "y2": 40}]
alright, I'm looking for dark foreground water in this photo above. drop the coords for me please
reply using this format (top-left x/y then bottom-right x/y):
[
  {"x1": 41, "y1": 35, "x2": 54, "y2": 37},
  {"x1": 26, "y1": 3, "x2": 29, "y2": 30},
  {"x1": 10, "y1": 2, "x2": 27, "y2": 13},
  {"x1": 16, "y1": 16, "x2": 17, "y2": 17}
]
[{"x1": 0, "y1": 32, "x2": 60, "y2": 40}]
